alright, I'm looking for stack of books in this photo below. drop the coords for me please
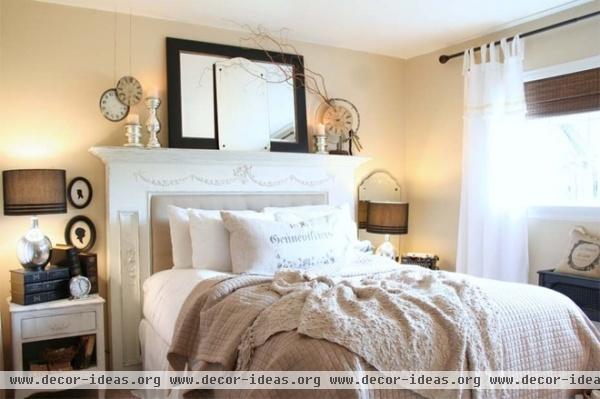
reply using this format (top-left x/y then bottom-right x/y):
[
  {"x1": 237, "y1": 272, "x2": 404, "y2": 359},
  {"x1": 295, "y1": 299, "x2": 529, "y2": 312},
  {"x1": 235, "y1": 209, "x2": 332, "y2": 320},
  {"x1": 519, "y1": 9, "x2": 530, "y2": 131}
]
[
  {"x1": 79, "y1": 253, "x2": 98, "y2": 294},
  {"x1": 10, "y1": 266, "x2": 70, "y2": 305}
]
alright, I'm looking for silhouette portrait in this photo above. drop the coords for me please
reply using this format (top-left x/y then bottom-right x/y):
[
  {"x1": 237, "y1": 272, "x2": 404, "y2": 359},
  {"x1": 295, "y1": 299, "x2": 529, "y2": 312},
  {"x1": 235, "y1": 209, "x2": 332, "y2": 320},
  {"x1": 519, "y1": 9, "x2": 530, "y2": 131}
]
[{"x1": 75, "y1": 227, "x2": 87, "y2": 244}]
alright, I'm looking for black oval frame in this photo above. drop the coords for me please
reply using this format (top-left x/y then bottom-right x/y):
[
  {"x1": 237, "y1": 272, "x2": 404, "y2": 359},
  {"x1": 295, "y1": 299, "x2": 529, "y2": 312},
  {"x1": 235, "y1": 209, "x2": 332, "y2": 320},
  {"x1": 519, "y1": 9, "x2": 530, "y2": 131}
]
[
  {"x1": 166, "y1": 37, "x2": 308, "y2": 153},
  {"x1": 65, "y1": 215, "x2": 96, "y2": 252},
  {"x1": 67, "y1": 177, "x2": 93, "y2": 209}
]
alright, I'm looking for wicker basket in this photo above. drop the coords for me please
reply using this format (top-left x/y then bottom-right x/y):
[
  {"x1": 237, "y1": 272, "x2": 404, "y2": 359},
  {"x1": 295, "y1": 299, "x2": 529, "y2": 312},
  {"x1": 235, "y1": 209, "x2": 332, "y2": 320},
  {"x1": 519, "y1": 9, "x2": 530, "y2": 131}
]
[{"x1": 41, "y1": 346, "x2": 77, "y2": 364}]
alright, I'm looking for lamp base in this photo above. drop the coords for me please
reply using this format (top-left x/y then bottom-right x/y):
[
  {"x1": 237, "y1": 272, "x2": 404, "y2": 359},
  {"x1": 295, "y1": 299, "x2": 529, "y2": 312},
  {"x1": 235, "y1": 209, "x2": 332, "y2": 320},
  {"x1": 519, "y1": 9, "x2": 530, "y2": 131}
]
[
  {"x1": 17, "y1": 216, "x2": 52, "y2": 271},
  {"x1": 375, "y1": 234, "x2": 397, "y2": 260}
]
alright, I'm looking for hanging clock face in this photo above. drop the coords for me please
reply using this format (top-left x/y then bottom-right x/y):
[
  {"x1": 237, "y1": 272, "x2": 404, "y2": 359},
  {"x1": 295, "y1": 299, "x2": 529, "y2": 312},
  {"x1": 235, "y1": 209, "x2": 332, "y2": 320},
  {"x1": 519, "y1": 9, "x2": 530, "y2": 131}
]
[
  {"x1": 116, "y1": 75, "x2": 143, "y2": 106},
  {"x1": 99, "y1": 88, "x2": 129, "y2": 122},
  {"x1": 321, "y1": 99, "x2": 360, "y2": 137}
]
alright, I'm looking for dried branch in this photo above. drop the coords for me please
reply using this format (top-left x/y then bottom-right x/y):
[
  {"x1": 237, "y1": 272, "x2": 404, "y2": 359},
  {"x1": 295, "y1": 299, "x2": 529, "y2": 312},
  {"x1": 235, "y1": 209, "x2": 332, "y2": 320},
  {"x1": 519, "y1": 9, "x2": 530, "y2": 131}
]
[{"x1": 237, "y1": 24, "x2": 332, "y2": 104}]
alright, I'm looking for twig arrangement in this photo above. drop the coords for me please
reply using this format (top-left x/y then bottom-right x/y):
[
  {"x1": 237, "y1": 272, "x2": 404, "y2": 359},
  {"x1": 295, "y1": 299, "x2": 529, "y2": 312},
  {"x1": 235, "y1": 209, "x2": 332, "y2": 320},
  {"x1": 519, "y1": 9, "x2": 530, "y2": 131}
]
[
  {"x1": 236, "y1": 24, "x2": 362, "y2": 153},
  {"x1": 238, "y1": 25, "x2": 332, "y2": 105}
]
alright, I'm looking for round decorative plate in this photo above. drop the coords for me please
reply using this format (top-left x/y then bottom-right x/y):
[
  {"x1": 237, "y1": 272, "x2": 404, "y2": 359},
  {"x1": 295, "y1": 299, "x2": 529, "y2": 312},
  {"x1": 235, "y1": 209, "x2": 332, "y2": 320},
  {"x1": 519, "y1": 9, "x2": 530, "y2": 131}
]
[
  {"x1": 321, "y1": 98, "x2": 360, "y2": 137},
  {"x1": 116, "y1": 75, "x2": 143, "y2": 106},
  {"x1": 99, "y1": 88, "x2": 129, "y2": 122}
]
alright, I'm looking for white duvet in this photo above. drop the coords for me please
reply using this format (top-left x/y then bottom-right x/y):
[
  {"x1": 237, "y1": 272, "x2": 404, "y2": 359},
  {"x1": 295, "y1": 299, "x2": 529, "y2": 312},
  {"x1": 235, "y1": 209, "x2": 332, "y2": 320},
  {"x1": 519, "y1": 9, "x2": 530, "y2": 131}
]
[{"x1": 143, "y1": 268, "x2": 229, "y2": 344}]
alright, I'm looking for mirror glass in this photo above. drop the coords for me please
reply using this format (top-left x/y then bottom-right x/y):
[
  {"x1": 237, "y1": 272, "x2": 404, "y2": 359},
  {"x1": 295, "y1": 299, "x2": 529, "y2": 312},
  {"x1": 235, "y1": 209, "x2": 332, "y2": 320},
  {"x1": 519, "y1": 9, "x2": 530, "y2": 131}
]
[
  {"x1": 179, "y1": 52, "x2": 297, "y2": 143},
  {"x1": 179, "y1": 52, "x2": 226, "y2": 139},
  {"x1": 359, "y1": 172, "x2": 402, "y2": 203}
]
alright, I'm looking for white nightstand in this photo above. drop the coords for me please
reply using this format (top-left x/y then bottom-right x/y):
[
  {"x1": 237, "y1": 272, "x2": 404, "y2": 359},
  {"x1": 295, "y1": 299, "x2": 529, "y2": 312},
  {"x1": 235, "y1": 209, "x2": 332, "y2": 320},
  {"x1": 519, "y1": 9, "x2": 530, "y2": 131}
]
[
  {"x1": 8, "y1": 295, "x2": 106, "y2": 398},
  {"x1": 8, "y1": 295, "x2": 105, "y2": 398}
]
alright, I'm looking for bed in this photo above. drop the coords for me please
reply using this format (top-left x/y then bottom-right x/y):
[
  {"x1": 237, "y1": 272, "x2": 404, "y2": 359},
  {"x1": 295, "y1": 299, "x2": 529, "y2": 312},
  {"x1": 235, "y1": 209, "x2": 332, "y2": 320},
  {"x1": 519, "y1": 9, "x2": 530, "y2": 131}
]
[
  {"x1": 142, "y1": 259, "x2": 599, "y2": 399},
  {"x1": 90, "y1": 147, "x2": 598, "y2": 399},
  {"x1": 140, "y1": 196, "x2": 598, "y2": 399}
]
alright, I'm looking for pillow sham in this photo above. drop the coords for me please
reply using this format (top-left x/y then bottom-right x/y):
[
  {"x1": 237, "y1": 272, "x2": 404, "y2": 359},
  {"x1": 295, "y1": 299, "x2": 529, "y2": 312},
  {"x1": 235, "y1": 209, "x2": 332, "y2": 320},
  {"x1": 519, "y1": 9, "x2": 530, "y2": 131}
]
[
  {"x1": 221, "y1": 211, "x2": 349, "y2": 275},
  {"x1": 167, "y1": 205, "x2": 193, "y2": 269},
  {"x1": 263, "y1": 203, "x2": 351, "y2": 219},
  {"x1": 555, "y1": 226, "x2": 600, "y2": 279},
  {"x1": 264, "y1": 203, "x2": 359, "y2": 245},
  {"x1": 188, "y1": 209, "x2": 273, "y2": 272}
]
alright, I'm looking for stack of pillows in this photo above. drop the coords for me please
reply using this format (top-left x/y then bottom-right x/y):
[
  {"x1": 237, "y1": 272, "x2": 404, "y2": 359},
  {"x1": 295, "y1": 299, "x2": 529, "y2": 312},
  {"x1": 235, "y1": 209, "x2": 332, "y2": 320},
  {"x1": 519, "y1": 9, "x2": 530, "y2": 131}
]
[{"x1": 167, "y1": 204, "x2": 359, "y2": 275}]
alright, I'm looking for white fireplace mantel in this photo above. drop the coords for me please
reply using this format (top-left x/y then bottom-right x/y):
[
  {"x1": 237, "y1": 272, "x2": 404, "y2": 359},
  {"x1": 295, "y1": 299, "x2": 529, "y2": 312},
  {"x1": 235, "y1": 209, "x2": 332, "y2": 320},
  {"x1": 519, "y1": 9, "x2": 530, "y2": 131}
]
[
  {"x1": 90, "y1": 146, "x2": 369, "y2": 167},
  {"x1": 90, "y1": 146, "x2": 370, "y2": 370}
]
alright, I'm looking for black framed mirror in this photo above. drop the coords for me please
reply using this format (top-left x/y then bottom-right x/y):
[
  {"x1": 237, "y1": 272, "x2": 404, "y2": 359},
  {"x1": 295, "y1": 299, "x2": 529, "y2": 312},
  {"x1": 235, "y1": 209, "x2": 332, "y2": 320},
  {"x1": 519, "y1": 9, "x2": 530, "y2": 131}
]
[{"x1": 166, "y1": 37, "x2": 308, "y2": 153}]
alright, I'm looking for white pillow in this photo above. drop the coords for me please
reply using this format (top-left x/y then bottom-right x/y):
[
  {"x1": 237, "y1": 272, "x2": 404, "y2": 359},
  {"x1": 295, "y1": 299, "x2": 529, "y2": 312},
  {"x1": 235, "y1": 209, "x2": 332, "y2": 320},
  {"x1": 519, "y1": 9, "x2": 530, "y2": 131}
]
[
  {"x1": 264, "y1": 203, "x2": 358, "y2": 245},
  {"x1": 263, "y1": 203, "x2": 351, "y2": 219},
  {"x1": 221, "y1": 211, "x2": 349, "y2": 275},
  {"x1": 167, "y1": 205, "x2": 193, "y2": 269},
  {"x1": 188, "y1": 209, "x2": 273, "y2": 272}
]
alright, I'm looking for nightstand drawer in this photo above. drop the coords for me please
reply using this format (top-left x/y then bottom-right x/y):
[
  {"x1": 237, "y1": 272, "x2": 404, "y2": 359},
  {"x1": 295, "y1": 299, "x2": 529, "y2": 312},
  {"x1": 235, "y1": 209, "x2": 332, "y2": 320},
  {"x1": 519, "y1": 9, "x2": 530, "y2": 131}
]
[{"x1": 21, "y1": 311, "x2": 96, "y2": 339}]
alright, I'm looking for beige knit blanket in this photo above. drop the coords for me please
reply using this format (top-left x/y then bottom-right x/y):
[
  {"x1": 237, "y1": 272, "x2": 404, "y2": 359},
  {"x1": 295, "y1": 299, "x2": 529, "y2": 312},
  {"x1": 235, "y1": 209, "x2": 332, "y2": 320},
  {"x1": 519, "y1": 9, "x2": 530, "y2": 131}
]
[{"x1": 168, "y1": 267, "x2": 504, "y2": 399}]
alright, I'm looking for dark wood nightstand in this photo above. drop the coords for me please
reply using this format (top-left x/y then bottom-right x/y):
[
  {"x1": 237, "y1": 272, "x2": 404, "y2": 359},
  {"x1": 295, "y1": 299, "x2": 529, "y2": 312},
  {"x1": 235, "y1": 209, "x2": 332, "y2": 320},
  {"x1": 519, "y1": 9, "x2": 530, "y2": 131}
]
[{"x1": 538, "y1": 269, "x2": 599, "y2": 322}]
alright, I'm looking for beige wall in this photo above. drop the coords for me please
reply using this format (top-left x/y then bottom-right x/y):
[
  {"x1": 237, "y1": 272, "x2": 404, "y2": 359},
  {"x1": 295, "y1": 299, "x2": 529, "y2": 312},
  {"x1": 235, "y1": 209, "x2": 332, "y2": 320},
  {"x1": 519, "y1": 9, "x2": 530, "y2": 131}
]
[
  {"x1": 403, "y1": 2, "x2": 600, "y2": 277},
  {"x1": 0, "y1": 0, "x2": 405, "y2": 368},
  {"x1": 1, "y1": 0, "x2": 598, "y2": 371}
]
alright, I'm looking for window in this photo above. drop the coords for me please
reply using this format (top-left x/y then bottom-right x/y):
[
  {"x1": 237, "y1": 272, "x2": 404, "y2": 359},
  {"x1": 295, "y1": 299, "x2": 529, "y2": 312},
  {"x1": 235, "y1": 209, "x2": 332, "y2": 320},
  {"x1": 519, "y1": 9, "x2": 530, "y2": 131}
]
[
  {"x1": 523, "y1": 62, "x2": 600, "y2": 208},
  {"x1": 523, "y1": 110, "x2": 599, "y2": 206}
]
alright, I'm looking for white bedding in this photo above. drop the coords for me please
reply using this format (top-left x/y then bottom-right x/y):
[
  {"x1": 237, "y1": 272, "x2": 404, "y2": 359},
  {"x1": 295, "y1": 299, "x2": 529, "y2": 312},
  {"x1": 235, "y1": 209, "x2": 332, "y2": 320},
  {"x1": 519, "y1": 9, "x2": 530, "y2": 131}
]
[{"x1": 142, "y1": 268, "x2": 229, "y2": 344}]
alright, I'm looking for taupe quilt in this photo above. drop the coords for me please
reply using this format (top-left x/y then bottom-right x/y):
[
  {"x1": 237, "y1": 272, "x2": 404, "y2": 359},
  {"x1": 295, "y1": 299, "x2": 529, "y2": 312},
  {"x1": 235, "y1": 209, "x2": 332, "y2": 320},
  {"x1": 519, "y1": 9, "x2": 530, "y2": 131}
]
[{"x1": 168, "y1": 265, "x2": 600, "y2": 399}]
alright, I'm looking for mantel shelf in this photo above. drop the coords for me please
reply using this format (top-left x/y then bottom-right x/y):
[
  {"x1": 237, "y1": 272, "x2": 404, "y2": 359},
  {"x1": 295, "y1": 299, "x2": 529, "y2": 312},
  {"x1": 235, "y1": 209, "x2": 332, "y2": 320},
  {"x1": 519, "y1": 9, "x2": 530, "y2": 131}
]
[{"x1": 90, "y1": 146, "x2": 370, "y2": 168}]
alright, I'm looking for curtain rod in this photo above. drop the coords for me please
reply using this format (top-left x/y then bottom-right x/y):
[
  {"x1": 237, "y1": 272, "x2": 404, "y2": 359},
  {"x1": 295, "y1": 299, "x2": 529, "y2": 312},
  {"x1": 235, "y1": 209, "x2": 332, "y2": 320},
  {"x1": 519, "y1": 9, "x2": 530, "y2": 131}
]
[{"x1": 438, "y1": 10, "x2": 600, "y2": 64}]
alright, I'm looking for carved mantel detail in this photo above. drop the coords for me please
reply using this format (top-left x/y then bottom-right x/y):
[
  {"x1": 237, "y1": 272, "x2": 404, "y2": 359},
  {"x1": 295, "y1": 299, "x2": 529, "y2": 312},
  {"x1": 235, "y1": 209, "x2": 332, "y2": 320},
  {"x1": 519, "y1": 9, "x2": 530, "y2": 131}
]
[{"x1": 133, "y1": 165, "x2": 333, "y2": 188}]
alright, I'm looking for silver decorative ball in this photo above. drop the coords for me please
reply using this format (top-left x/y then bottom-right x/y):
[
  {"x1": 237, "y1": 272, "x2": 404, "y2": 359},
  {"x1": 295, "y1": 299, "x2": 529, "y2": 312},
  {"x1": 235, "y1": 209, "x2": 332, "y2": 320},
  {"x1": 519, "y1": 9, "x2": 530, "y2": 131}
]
[{"x1": 17, "y1": 231, "x2": 52, "y2": 271}]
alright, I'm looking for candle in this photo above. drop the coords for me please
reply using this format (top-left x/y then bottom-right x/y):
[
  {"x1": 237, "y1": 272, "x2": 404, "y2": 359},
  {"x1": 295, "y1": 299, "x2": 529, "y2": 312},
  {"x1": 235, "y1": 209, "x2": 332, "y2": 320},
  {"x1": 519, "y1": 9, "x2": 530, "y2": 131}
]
[
  {"x1": 147, "y1": 86, "x2": 159, "y2": 99},
  {"x1": 317, "y1": 123, "x2": 325, "y2": 136},
  {"x1": 126, "y1": 113, "x2": 139, "y2": 125}
]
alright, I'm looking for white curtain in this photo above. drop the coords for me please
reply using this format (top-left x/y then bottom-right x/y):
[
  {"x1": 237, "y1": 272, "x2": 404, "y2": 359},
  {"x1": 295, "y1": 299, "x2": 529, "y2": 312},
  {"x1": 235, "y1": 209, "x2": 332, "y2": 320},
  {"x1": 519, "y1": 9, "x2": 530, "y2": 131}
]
[{"x1": 456, "y1": 36, "x2": 529, "y2": 283}]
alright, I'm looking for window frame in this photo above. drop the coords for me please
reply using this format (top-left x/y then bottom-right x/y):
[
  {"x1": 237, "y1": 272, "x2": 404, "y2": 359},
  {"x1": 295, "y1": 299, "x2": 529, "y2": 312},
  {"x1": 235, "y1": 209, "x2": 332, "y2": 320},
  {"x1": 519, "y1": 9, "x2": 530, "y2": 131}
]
[
  {"x1": 523, "y1": 55, "x2": 600, "y2": 219},
  {"x1": 524, "y1": 55, "x2": 600, "y2": 83}
]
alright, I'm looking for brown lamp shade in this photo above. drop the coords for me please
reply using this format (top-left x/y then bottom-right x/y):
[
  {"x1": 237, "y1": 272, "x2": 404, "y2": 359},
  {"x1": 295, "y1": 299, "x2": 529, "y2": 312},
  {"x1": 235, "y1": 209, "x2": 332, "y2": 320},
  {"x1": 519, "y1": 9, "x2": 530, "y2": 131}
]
[
  {"x1": 3, "y1": 169, "x2": 67, "y2": 215},
  {"x1": 366, "y1": 201, "x2": 408, "y2": 235},
  {"x1": 357, "y1": 200, "x2": 370, "y2": 229}
]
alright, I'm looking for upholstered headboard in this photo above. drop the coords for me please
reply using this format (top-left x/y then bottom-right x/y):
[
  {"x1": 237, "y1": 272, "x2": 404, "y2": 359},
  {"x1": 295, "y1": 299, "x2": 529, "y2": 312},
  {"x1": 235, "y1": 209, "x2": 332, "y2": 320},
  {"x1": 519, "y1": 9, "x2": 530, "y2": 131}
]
[{"x1": 150, "y1": 192, "x2": 327, "y2": 273}]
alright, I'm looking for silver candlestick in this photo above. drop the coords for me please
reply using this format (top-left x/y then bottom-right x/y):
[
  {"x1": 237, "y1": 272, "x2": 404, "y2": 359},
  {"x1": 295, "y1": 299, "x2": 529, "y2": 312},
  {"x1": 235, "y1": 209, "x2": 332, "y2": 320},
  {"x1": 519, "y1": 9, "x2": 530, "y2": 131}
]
[
  {"x1": 124, "y1": 123, "x2": 143, "y2": 147},
  {"x1": 313, "y1": 134, "x2": 328, "y2": 154},
  {"x1": 145, "y1": 97, "x2": 161, "y2": 148}
]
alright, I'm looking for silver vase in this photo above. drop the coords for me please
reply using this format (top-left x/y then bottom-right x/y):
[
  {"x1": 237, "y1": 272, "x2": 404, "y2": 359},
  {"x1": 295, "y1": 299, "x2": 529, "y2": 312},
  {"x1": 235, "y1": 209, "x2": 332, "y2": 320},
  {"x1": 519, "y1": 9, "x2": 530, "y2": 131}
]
[{"x1": 17, "y1": 216, "x2": 52, "y2": 271}]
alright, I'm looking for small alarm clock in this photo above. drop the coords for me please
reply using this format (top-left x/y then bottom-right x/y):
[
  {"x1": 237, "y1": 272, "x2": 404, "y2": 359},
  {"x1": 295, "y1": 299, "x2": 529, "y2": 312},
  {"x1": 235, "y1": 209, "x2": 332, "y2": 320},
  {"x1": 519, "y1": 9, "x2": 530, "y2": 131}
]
[{"x1": 69, "y1": 275, "x2": 92, "y2": 299}]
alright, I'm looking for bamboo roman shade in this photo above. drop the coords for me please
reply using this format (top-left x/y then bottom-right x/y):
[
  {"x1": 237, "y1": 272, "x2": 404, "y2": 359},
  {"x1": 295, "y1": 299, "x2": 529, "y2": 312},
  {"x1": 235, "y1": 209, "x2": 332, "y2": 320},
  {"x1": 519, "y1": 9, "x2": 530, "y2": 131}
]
[{"x1": 525, "y1": 67, "x2": 600, "y2": 118}]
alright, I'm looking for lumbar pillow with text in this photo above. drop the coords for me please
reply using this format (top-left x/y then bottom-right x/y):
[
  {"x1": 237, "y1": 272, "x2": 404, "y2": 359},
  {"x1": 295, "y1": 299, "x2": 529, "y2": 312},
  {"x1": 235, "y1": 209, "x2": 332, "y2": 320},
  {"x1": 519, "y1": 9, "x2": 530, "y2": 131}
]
[
  {"x1": 167, "y1": 205, "x2": 194, "y2": 269},
  {"x1": 188, "y1": 209, "x2": 273, "y2": 272},
  {"x1": 263, "y1": 203, "x2": 358, "y2": 245},
  {"x1": 555, "y1": 226, "x2": 600, "y2": 279},
  {"x1": 221, "y1": 211, "x2": 349, "y2": 275}
]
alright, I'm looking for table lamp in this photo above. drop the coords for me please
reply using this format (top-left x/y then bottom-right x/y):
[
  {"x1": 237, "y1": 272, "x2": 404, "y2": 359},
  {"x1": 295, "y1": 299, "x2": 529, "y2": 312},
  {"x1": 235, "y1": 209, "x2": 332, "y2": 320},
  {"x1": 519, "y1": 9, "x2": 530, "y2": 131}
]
[
  {"x1": 2, "y1": 169, "x2": 66, "y2": 270},
  {"x1": 366, "y1": 201, "x2": 409, "y2": 259},
  {"x1": 357, "y1": 200, "x2": 370, "y2": 229}
]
